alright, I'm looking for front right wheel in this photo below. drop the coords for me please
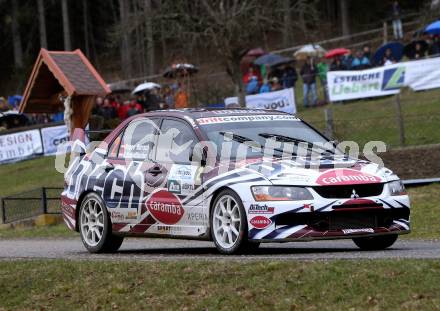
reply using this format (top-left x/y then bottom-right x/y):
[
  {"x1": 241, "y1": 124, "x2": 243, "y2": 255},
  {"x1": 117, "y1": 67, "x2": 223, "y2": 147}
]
[
  {"x1": 210, "y1": 189, "x2": 257, "y2": 254},
  {"x1": 353, "y1": 234, "x2": 398, "y2": 250}
]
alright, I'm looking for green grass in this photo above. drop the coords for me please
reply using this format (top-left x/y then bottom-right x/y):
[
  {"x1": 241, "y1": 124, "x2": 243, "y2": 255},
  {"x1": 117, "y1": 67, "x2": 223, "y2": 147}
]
[
  {"x1": 406, "y1": 184, "x2": 440, "y2": 240},
  {"x1": 0, "y1": 224, "x2": 75, "y2": 239},
  {"x1": 297, "y1": 87, "x2": 440, "y2": 147},
  {"x1": 0, "y1": 156, "x2": 62, "y2": 197},
  {"x1": 0, "y1": 259, "x2": 439, "y2": 310}
]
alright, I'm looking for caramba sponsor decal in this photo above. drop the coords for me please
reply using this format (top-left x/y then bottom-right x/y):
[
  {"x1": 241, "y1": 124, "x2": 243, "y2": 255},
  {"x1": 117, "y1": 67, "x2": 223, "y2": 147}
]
[
  {"x1": 316, "y1": 169, "x2": 381, "y2": 185},
  {"x1": 250, "y1": 216, "x2": 272, "y2": 229},
  {"x1": 248, "y1": 204, "x2": 274, "y2": 214},
  {"x1": 146, "y1": 190, "x2": 184, "y2": 225}
]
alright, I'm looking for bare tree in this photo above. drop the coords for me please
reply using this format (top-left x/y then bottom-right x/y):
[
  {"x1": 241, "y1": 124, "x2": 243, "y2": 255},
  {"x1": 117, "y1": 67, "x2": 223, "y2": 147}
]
[
  {"x1": 11, "y1": 0, "x2": 23, "y2": 68},
  {"x1": 144, "y1": 0, "x2": 155, "y2": 75},
  {"x1": 340, "y1": 0, "x2": 350, "y2": 36},
  {"x1": 82, "y1": 0, "x2": 90, "y2": 57},
  {"x1": 37, "y1": 0, "x2": 48, "y2": 48},
  {"x1": 61, "y1": 0, "x2": 72, "y2": 50},
  {"x1": 119, "y1": 0, "x2": 132, "y2": 78}
]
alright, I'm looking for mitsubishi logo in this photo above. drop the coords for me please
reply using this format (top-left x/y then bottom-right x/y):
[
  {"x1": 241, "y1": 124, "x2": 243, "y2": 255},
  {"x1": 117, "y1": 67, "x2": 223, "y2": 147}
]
[{"x1": 351, "y1": 189, "x2": 360, "y2": 199}]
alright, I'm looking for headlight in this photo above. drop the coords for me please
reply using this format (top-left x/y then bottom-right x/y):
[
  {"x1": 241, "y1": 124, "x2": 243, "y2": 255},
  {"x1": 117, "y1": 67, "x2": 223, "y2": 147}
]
[
  {"x1": 388, "y1": 180, "x2": 406, "y2": 196},
  {"x1": 251, "y1": 186, "x2": 313, "y2": 201}
]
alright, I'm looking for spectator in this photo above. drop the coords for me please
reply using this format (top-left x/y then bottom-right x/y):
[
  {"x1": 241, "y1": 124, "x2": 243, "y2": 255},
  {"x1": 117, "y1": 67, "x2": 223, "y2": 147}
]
[
  {"x1": 281, "y1": 64, "x2": 298, "y2": 89},
  {"x1": 259, "y1": 79, "x2": 271, "y2": 93},
  {"x1": 243, "y1": 67, "x2": 261, "y2": 93},
  {"x1": 144, "y1": 88, "x2": 162, "y2": 111},
  {"x1": 317, "y1": 58, "x2": 329, "y2": 101},
  {"x1": 342, "y1": 49, "x2": 354, "y2": 69},
  {"x1": 245, "y1": 76, "x2": 260, "y2": 94},
  {"x1": 381, "y1": 48, "x2": 396, "y2": 66},
  {"x1": 99, "y1": 98, "x2": 117, "y2": 119},
  {"x1": 92, "y1": 96, "x2": 104, "y2": 115},
  {"x1": 174, "y1": 83, "x2": 189, "y2": 108},
  {"x1": 51, "y1": 106, "x2": 64, "y2": 122},
  {"x1": 362, "y1": 45, "x2": 372, "y2": 62},
  {"x1": 429, "y1": 36, "x2": 440, "y2": 56},
  {"x1": 270, "y1": 77, "x2": 282, "y2": 91},
  {"x1": 330, "y1": 57, "x2": 346, "y2": 71},
  {"x1": 351, "y1": 50, "x2": 371, "y2": 70},
  {"x1": 162, "y1": 85, "x2": 175, "y2": 109},
  {"x1": 391, "y1": 1, "x2": 403, "y2": 40},
  {"x1": 0, "y1": 97, "x2": 9, "y2": 112},
  {"x1": 412, "y1": 42, "x2": 426, "y2": 60},
  {"x1": 300, "y1": 57, "x2": 318, "y2": 108},
  {"x1": 117, "y1": 101, "x2": 129, "y2": 120},
  {"x1": 126, "y1": 100, "x2": 142, "y2": 117}
]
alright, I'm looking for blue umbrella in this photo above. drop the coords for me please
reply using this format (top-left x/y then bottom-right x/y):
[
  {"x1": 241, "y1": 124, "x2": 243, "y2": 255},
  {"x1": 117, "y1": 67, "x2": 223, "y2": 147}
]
[
  {"x1": 253, "y1": 53, "x2": 292, "y2": 67},
  {"x1": 8, "y1": 95, "x2": 22, "y2": 107},
  {"x1": 373, "y1": 42, "x2": 404, "y2": 65},
  {"x1": 425, "y1": 20, "x2": 440, "y2": 35}
]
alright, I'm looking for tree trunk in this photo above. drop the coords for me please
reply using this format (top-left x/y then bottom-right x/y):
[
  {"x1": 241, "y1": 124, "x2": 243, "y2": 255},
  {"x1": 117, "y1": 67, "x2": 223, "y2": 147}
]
[
  {"x1": 82, "y1": 0, "x2": 90, "y2": 57},
  {"x1": 37, "y1": 0, "x2": 48, "y2": 48},
  {"x1": 282, "y1": 0, "x2": 293, "y2": 46},
  {"x1": 144, "y1": 0, "x2": 154, "y2": 75},
  {"x1": 61, "y1": 0, "x2": 72, "y2": 50},
  {"x1": 339, "y1": 0, "x2": 350, "y2": 37},
  {"x1": 11, "y1": 0, "x2": 23, "y2": 68},
  {"x1": 119, "y1": 0, "x2": 132, "y2": 78}
]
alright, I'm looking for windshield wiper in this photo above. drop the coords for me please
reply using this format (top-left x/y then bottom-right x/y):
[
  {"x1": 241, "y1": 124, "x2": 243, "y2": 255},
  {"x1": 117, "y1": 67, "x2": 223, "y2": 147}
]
[
  {"x1": 219, "y1": 132, "x2": 288, "y2": 157},
  {"x1": 258, "y1": 133, "x2": 335, "y2": 154}
]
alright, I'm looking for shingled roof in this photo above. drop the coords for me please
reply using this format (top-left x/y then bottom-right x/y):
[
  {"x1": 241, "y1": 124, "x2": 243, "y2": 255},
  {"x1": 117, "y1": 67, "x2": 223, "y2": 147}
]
[{"x1": 19, "y1": 49, "x2": 110, "y2": 113}]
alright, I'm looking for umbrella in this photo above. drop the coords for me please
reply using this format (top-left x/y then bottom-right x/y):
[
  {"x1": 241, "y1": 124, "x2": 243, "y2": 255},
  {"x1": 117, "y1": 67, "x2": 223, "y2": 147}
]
[
  {"x1": 373, "y1": 42, "x2": 404, "y2": 64},
  {"x1": 404, "y1": 40, "x2": 429, "y2": 58},
  {"x1": 325, "y1": 48, "x2": 350, "y2": 59},
  {"x1": 244, "y1": 48, "x2": 266, "y2": 58},
  {"x1": 163, "y1": 63, "x2": 198, "y2": 79},
  {"x1": 425, "y1": 20, "x2": 440, "y2": 35},
  {"x1": 132, "y1": 82, "x2": 161, "y2": 95},
  {"x1": 294, "y1": 44, "x2": 326, "y2": 60},
  {"x1": 253, "y1": 53, "x2": 293, "y2": 67},
  {"x1": 107, "y1": 83, "x2": 131, "y2": 94}
]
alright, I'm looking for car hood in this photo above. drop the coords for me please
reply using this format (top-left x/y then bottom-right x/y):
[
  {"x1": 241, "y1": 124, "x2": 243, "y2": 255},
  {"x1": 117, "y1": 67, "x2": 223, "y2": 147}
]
[{"x1": 228, "y1": 155, "x2": 397, "y2": 186}]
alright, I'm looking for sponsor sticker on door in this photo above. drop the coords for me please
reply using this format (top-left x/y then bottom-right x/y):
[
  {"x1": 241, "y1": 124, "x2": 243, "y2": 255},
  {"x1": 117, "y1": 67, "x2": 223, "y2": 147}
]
[{"x1": 146, "y1": 190, "x2": 184, "y2": 225}]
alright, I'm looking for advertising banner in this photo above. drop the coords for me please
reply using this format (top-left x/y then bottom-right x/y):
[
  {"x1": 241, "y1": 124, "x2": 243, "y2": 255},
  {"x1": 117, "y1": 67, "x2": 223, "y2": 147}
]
[
  {"x1": 225, "y1": 88, "x2": 296, "y2": 114},
  {"x1": 0, "y1": 129, "x2": 43, "y2": 164},
  {"x1": 327, "y1": 57, "x2": 440, "y2": 101},
  {"x1": 41, "y1": 125, "x2": 69, "y2": 155}
]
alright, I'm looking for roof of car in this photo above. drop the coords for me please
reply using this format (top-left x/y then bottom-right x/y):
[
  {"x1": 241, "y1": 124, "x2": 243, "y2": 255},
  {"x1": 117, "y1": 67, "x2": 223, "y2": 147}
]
[{"x1": 138, "y1": 108, "x2": 290, "y2": 120}]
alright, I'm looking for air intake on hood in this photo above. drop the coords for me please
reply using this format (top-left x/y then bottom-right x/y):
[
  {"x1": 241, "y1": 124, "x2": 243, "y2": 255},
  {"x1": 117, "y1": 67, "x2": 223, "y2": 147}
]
[{"x1": 312, "y1": 183, "x2": 384, "y2": 199}]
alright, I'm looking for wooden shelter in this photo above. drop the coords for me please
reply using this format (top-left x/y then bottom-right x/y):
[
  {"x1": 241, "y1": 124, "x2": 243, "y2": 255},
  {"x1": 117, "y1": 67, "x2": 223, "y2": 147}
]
[{"x1": 19, "y1": 48, "x2": 110, "y2": 134}]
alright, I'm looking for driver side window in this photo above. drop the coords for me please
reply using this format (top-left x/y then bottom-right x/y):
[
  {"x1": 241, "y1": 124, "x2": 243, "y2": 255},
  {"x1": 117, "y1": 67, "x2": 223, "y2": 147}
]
[
  {"x1": 118, "y1": 118, "x2": 159, "y2": 161},
  {"x1": 157, "y1": 119, "x2": 198, "y2": 164}
]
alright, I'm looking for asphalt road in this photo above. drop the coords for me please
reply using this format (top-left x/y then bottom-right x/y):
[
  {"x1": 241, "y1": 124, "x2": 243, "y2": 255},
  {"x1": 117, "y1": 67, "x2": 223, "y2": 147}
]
[{"x1": 0, "y1": 238, "x2": 439, "y2": 261}]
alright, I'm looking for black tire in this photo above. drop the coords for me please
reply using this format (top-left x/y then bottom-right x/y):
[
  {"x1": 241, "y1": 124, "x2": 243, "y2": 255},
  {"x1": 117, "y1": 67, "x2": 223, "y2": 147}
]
[
  {"x1": 353, "y1": 234, "x2": 398, "y2": 251},
  {"x1": 79, "y1": 192, "x2": 124, "y2": 253},
  {"x1": 210, "y1": 189, "x2": 253, "y2": 254}
]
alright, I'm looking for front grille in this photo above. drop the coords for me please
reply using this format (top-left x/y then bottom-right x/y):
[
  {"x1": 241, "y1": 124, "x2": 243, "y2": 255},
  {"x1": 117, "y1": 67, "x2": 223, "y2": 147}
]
[
  {"x1": 275, "y1": 208, "x2": 409, "y2": 230},
  {"x1": 312, "y1": 183, "x2": 384, "y2": 199}
]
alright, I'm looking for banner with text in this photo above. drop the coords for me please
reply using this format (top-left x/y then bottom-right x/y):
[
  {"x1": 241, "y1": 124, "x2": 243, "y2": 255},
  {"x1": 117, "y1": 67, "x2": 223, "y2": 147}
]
[
  {"x1": 41, "y1": 125, "x2": 69, "y2": 155},
  {"x1": 327, "y1": 57, "x2": 440, "y2": 101},
  {"x1": 225, "y1": 87, "x2": 296, "y2": 114},
  {"x1": 0, "y1": 129, "x2": 43, "y2": 164}
]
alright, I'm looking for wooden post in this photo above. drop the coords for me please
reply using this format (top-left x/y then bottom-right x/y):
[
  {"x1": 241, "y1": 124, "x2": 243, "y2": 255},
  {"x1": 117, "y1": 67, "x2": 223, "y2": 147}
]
[
  {"x1": 325, "y1": 108, "x2": 334, "y2": 140},
  {"x1": 395, "y1": 94, "x2": 405, "y2": 146},
  {"x1": 383, "y1": 21, "x2": 388, "y2": 44}
]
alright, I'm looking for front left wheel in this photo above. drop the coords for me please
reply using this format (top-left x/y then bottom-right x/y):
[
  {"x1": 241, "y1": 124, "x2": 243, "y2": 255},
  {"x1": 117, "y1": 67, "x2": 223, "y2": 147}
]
[
  {"x1": 210, "y1": 189, "x2": 255, "y2": 254},
  {"x1": 79, "y1": 192, "x2": 124, "y2": 253}
]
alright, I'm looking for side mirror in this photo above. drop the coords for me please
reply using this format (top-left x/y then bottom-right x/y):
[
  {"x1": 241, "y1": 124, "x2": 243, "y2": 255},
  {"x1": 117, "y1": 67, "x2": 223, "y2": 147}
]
[{"x1": 190, "y1": 145, "x2": 208, "y2": 167}]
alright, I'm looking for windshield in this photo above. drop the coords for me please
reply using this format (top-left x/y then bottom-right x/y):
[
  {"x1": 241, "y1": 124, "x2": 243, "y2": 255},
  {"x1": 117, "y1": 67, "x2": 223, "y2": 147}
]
[{"x1": 197, "y1": 114, "x2": 333, "y2": 160}]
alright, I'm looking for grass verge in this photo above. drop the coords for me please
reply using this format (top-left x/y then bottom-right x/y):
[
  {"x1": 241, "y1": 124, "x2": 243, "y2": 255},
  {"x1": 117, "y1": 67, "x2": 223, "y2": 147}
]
[
  {"x1": 0, "y1": 224, "x2": 75, "y2": 239},
  {"x1": 0, "y1": 259, "x2": 439, "y2": 310}
]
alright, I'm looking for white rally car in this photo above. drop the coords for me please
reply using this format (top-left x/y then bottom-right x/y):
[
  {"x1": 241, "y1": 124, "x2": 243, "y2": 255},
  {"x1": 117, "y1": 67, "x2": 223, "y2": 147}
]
[{"x1": 62, "y1": 109, "x2": 410, "y2": 254}]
